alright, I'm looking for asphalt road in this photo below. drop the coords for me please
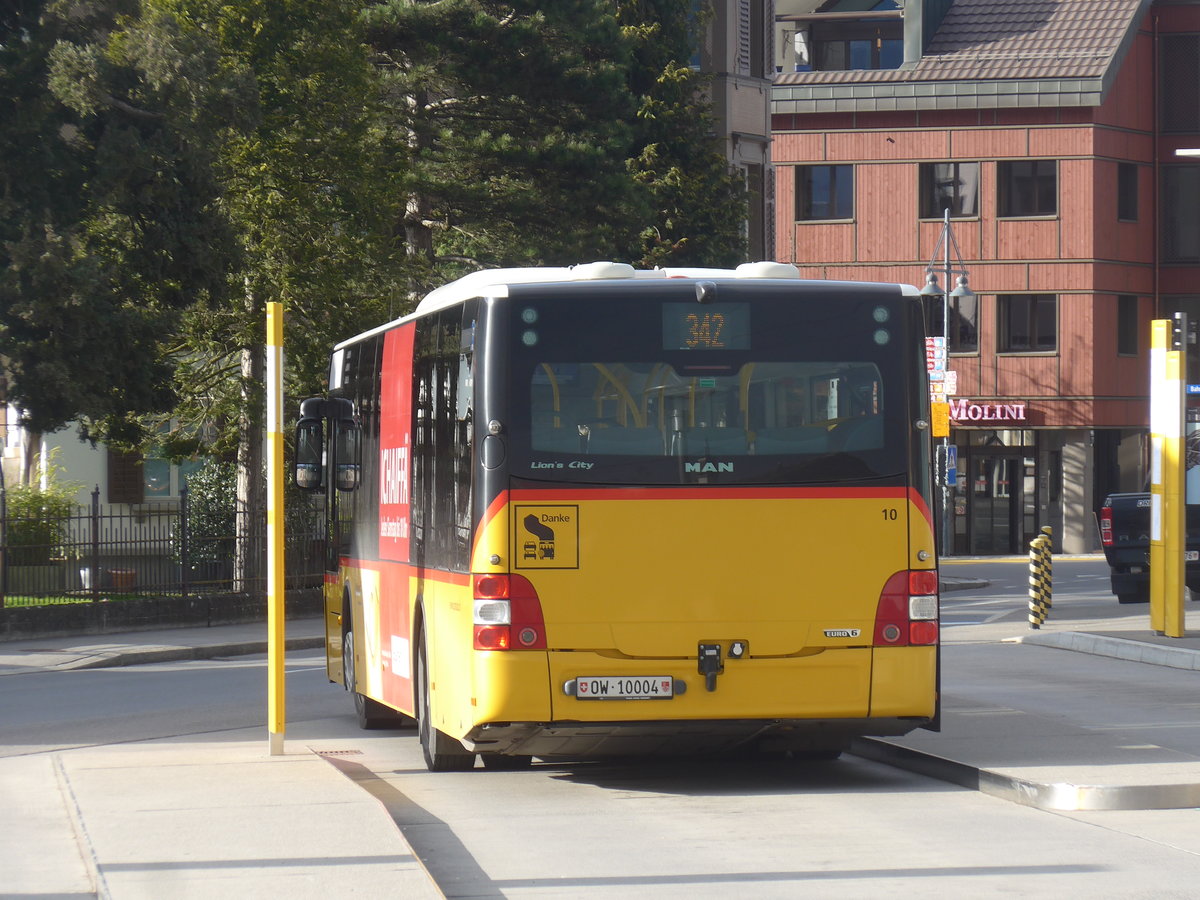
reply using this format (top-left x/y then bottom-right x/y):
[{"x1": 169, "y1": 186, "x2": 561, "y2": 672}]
[{"x1": 11, "y1": 562, "x2": 1200, "y2": 897}]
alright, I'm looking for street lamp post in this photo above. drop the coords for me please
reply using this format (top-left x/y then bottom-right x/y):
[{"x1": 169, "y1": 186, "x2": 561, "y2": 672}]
[{"x1": 920, "y1": 209, "x2": 974, "y2": 556}]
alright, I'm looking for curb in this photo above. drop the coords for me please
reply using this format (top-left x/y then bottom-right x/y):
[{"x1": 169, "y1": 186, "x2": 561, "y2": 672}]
[
  {"x1": 61, "y1": 636, "x2": 326, "y2": 671},
  {"x1": 940, "y1": 578, "x2": 989, "y2": 593},
  {"x1": 1013, "y1": 632, "x2": 1200, "y2": 672},
  {"x1": 851, "y1": 738, "x2": 1200, "y2": 811}
]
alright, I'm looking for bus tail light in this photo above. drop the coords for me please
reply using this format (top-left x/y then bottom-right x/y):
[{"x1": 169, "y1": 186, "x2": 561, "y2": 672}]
[
  {"x1": 1099, "y1": 506, "x2": 1113, "y2": 547},
  {"x1": 472, "y1": 573, "x2": 547, "y2": 650},
  {"x1": 874, "y1": 570, "x2": 939, "y2": 647}
]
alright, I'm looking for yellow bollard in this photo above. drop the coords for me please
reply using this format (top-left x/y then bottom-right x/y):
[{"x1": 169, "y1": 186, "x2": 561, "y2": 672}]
[{"x1": 1028, "y1": 526, "x2": 1053, "y2": 629}]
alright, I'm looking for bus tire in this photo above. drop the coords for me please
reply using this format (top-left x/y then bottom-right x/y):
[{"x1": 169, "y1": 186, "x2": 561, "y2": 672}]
[
  {"x1": 343, "y1": 628, "x2": 412, "y2": 730},
  {"x1": 416, "y1": 629, "x2": 476, "y2": 772},
  {"x1": 480, "y1": 753, "x2": 534, "y2": 770}
]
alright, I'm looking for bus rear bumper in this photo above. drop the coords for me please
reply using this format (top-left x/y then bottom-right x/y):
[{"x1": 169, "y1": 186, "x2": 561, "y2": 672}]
[{"x1": 462, "y1": 716, "x2": 932, "y2": 759}]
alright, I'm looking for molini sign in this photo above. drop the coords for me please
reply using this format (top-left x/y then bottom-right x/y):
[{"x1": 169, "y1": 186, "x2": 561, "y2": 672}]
[{"x1": 947, "y1": 399, "x2": 1027, "y2": 422}]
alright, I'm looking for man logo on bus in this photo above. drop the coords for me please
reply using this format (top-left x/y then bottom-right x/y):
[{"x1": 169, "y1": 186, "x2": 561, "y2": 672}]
[
  {"x1": 684, "y1": 461, "x2": 734, "y2": 473},
  {"x1": 523, "y1": 514, "x2": 556, "y2": 560}
]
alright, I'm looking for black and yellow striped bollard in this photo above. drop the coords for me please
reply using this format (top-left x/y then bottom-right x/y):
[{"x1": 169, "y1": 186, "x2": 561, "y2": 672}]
[{"x1": 1028, "y1": 525, "x2": 1053, "y2": 629}]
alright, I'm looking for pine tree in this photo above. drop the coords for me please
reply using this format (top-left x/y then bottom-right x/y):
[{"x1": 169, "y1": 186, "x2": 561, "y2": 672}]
[
  {"x1": 617, "y1": 0, "x2": 749, "y2": 267},
  {"x1": 0, "y1": 0, "x2": 243, "y2": 471},
  {"x1": 363, "y1": 0, "x2": 647, "y2": 293}
]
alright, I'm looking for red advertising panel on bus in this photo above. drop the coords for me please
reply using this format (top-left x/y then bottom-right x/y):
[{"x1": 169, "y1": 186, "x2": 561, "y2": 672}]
[{"x1": 379, "y1": 324, "x2": 415, "y2": 562}]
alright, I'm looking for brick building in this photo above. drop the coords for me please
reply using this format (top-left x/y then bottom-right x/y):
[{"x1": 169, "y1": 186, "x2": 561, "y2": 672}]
[{"x1": 771, "y1": 0, "x2": 1200, "y2": 555}]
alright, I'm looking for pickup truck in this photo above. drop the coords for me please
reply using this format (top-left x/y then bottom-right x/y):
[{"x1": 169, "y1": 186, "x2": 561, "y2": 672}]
[{"x1": 1097, "y1": 492, "x2": 1200, "y2": 603}]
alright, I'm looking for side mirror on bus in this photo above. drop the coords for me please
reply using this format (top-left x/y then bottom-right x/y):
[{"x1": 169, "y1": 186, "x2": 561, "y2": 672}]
[
  {"x1": 294, "y1": 414, "x2": 325, "y2": 492},
  {"x1": 334, "y1": 418, "x2": 361, "y2": 492},
  {"x1": 292, "y1": 398, "x2": 326, "y2": 489}
]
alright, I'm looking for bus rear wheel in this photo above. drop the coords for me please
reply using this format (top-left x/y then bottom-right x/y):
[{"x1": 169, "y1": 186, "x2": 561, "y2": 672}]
[
  {"x1": 343, "y1": 628, "x2": 412, "y2": 730},
  {"x1": 416, "y1": 630, "x2": 476, "y2": 772}
]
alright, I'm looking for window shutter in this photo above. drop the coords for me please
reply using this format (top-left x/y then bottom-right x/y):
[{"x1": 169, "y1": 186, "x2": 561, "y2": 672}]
[
  {"x1": 737, "y1": 0, "x2": 752, "y2": 75},
  {"x1": 107, "y1": 448, "x2": 145, "y2": 504}
]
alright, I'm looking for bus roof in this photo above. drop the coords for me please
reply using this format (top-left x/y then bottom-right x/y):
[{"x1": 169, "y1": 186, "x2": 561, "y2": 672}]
[
  {"x1": 413, "y1": 261, "x2": 806, "y2": 316},
  {"x1": 334, "y1": 262, "x2": 920, "y2": 351}
]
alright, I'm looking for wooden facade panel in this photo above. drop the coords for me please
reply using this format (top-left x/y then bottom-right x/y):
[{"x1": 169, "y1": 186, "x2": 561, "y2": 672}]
[
  {"x1": 958, "y1": 263, "x2": 1032, "y2": 293},
  {"x1": 826, "y1": 130, "x2": 948, "y2": 162},
  {"x1": 802, "y1": 263, "x2": 927, "y2": 285},
  {"x1": 1027, "y1": 263, "x2": 1094, "y2": 292},
  {"x1": 994, "y1": 357, "x2": 1059, "y2": 398},
  {"x1": 1095, "y1": 33, "x2": 1155, "y2": 134},
  {"x1": 1059, "y1": 159, "x2": 1094, "y2": 259},
  {"x1": 950, "y1": 129, "x2": 1028, "y2": 159},
  {"x1": 996, "y1": 219, "x2": 1060, "y2": 262},
  {"x1": 1028, "y1": 128, "x2": 1094, "y2": 158},
  {"x1": 918, "y1": 110, "x2": 987, "y2": 129},
  {"x1": 1091, "y1": 398, "x2": 1148, "y2": 429},
  {"x1": 856, "y1": 164, "x2": 918, "y2": 262},
  {"x1": 1093, "y1": 128, "x2": 1154, "y2": 163},
  {"x1": 791, "y1": 223, "x2": 854, "y2": 264},
  {"x1": 1095, "y1": 261, "x2": 1154, "y2": 295},
  {"x1": 1153, "y1": 5, "x2": 1200, "y2": 32},
  {"x1": 947, "y1": 357, "x2": 982, "y2": 398},
  {"x1": 772, "y1": 132, "x2": 826, "y2": 162},
  {"x1": 919, "y1": 219, "x2": 984, "y2": 268},
  {"x1": 1056, "y1": 295, "x2": 1096, "y2": 397},
  {"x1": 774, "y1": 165, "x2": 796, "y2": 262}
]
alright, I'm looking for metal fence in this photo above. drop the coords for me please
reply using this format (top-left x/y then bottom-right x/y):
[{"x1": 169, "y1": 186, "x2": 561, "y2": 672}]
[{"x1": 0, "y1": 485, "x2": 326, "y2": 607}]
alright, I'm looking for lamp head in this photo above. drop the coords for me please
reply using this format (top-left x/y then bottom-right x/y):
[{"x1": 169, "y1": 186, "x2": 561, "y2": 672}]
[
  {"x1": 920, "y1": 271, "x2": 942, "y2": 296},
  {"x1": 950, "y1": 274, "x2": 974, "y2": 299}
]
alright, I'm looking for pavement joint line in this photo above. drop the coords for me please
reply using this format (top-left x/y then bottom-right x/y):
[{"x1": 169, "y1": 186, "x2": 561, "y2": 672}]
[
  {"x1": 851, "y1": 737, "x2": 1200, "y2": 811},
  {"x1": 53, "y1": 755, "x2": 110, "y2": 900}
]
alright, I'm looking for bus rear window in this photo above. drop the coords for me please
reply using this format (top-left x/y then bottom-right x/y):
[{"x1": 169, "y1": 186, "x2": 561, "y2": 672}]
[{"x1": 530, "y1": 361, "x2": 884, "y2": 458}]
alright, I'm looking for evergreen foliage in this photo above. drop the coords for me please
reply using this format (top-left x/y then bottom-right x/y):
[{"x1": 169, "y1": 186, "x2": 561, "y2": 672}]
[
  {"x1": 0, "y1": 0, "x2": 245, "y2": 440},
  {"x1": 618, "y1": 0, "x2": 749, "y2": 267},
  {"x1": 2, "y1": 0, "x2": 755, "y2": 518}
]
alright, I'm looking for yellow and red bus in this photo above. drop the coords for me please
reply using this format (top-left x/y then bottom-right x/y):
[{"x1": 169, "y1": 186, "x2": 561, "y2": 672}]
[{"x1": 295, "y1": 261, "x2": 939, "y2": 771}]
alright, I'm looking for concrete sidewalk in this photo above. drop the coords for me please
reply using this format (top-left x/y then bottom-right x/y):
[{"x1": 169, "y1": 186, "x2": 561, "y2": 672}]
[
  {"x1": 2, "y1": 726, "x2": 440, "y2": 899},
  {"x1": 0, "y1": 617, "x2": 440, "y2": 899}
]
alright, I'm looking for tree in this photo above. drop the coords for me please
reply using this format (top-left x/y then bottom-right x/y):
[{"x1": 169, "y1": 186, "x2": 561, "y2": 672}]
[
  {"x1": 153, "y1": 0, "x2": 407, "y2": 583},
  {"x1": 362, "y1": 0, "x2": 648, "y2": 294},
  {"x1": 617, "y1": 1, "x2": 749, "y2": 267},
  {"x1": 0, "y1": 0, "x2": 247, "y2": 476}
]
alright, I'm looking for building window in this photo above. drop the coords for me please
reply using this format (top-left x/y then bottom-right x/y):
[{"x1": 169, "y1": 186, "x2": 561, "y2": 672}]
[
  {"x1": 1117, "y1": 295, "x2": 1138, "y2": 356},
  {"x1": 999, "y1": 294, "x2": 1057, "y2": 353},
  {"x1": 812, "y1": 34, "x2": 902, "y2": 71},
  {"x1": 926, "y1": 293, "x2": 979, "y2": 354},
  {"x1": 796, "y1": 164, "x2": 853, "y2": 220},
  {"x1": 804, "y1": 2, "x2": 903, "y2": 72},
  {"x1": 997, "y1": 160, "x2": 1057, "y2": 217},
  {"x1": 1163, "y1": 166, "x2": 1200, "y2": 262},
  {"x1": 1160, "y1": 34, "x2": 1200, "y2": 133},
  {"x1": 920, "y1": 162, "x2": 979, "y2": 219},
  {"x1": 1118, "y1": 163, "x2": 1138, "y2": 222}
]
